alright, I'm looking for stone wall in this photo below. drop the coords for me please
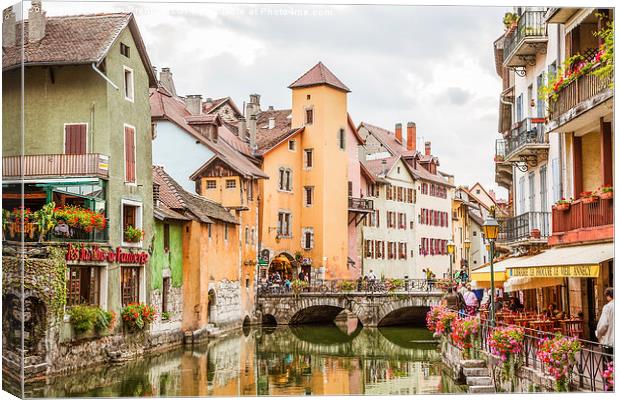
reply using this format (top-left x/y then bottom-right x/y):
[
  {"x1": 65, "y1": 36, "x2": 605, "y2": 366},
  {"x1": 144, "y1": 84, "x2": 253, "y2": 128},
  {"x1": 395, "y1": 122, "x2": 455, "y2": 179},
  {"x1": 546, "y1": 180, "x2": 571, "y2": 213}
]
[
  {"x1": 209, "y1": 280, "x2": 243, "y2": 328},
  {"x1": 150, "y1": 285, "x2": 183, "y2": 333}
]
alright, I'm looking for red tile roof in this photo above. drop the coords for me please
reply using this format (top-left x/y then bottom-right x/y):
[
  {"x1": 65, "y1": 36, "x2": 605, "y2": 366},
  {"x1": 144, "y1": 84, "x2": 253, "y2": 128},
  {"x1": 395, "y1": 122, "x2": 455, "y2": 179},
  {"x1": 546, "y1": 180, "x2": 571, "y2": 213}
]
[
  {"x1": 149, "y1": 86, "x2": 267, "y2": 179},
  {"x1": 2, "y1": 13, "x2": 156, "y2": 86},
  {"x1": 359, "y1": 122, "x2": 417, "y2": 158},
  {"x1": 288, "y1": 62, "x2": 351, "y2": 93},
  {"x1": 255, "y1": 108, "x2": 303, "y2": 154},
  {"x1": 363, "y1": 156, "x2": 401, "y2": 178},
  {"x1": 153, "y1": 166, "x2": 238, "y2": 225}
]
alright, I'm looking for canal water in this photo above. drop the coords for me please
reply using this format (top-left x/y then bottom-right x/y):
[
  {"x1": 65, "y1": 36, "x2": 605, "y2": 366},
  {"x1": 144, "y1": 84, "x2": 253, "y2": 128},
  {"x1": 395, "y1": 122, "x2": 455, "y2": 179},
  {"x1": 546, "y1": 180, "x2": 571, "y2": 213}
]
[{"x1": 27, "y1": 326, "x2": 463, "y2": 397}]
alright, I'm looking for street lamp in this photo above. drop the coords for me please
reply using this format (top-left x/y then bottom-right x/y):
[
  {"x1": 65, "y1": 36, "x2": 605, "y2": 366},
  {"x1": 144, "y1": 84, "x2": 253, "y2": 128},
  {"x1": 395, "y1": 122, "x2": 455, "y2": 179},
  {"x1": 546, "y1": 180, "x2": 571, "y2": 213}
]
[
  {"x1": 463, "y1": 239, "x2": 471, "y2": 278},
  {"x1": 447, "y1": 240, "x2": 455, "y2": 284},
  {"x1": 482, "y1": 216, "x2": 500, "y2": 326}
]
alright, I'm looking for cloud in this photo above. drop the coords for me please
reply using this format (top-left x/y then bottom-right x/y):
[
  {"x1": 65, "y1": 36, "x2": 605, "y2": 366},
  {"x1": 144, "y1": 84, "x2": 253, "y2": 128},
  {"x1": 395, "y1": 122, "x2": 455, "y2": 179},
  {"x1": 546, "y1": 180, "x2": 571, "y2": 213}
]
[{"x1": 42, "y1": 1, "x2": 508, "y2": 196}]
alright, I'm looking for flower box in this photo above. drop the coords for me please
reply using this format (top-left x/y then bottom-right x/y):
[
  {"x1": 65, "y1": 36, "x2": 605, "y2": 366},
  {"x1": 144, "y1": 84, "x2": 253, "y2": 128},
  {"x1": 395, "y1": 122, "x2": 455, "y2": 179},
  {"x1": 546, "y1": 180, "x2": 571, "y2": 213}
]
[
  {"x1": 582, "y1": 196, "x2": 599, "y2": 204},
  {"x1": 556, "y1": 203, "x2": 570, "y2": 211},
  {"x1": 600, "y1": 191, "x2": 613, "y2": 200}
]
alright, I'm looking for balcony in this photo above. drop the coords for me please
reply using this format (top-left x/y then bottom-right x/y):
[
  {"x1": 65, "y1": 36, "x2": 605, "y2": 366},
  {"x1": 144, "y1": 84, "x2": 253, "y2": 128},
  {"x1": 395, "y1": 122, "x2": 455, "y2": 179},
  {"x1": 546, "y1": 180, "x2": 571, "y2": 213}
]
[
  {"x1": 498, "y1": 211, "x2": 550, "y2": 244},
  {"x1": 494, "y1": 139, "x2": 512, "y2": 190},
  {"x1": 2, "y1": 153, "x2": 110, "y2": 179},
  {"x1": 549, "y1": 197, "x2": 613, "y2": 246},
  {"x1": 503, "y1": 11, "x2": 548, "y2": 68},
  {"x1": 547, "y1": 63, "x2": 613, "y2": 132},
  {"x1": 3, "y1": 222, "x2": 108, "y2": 243},
  {"x1": 348, "y1": 197, "x2": 374, "y2": 212},
  {"x1": 504, "y1": 118, "x2": 548, "y2": 167}
]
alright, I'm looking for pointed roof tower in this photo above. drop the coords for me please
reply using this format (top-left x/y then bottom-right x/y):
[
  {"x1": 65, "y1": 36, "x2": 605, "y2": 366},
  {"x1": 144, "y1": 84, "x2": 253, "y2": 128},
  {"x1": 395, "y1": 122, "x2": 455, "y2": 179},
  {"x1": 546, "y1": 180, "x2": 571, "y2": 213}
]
[{"x1": 288, "y1": 61, "x2": 351, "y2": 93}]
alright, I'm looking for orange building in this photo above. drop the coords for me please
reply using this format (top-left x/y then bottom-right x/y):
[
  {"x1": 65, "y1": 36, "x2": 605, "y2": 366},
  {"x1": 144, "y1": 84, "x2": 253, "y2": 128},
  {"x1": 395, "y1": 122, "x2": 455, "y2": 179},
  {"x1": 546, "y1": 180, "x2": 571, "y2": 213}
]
[{"x1": 249, "y1": 62, "x2": 354, "y2": 281}]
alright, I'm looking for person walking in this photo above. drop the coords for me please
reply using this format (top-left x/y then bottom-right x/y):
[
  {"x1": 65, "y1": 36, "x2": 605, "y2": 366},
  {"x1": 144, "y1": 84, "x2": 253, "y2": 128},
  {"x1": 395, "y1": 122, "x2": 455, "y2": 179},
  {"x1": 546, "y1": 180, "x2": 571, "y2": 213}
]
[
  {"x1": 463, "y1": 284, "x2": 479, "y2": 316},
  {"x1": 596, "y1": 287, "x2": 614, "y2": 361}
]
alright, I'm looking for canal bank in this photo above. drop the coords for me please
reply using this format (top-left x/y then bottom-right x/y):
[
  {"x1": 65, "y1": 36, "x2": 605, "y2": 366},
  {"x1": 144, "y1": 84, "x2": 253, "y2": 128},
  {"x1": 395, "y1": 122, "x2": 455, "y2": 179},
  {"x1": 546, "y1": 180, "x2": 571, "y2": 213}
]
[{"x1": 11, "y1": 326, "x2": 464, "y2": 397}]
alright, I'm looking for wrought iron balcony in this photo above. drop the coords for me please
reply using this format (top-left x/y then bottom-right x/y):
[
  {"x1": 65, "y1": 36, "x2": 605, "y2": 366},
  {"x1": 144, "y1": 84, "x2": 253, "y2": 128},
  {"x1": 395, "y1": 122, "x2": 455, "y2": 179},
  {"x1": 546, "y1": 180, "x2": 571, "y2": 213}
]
[
  {"x1": 503, "y1": 10, "x2": 548, "y2": 68},
  {"x1": 504, "y1": 118, "x2": 548, "y2": 170},
  {"x1": 548, "y1": 62, "x2": 613, "y2": 130},
  {"x1": 549, "y1": 197, "x2": 613, "y2": 246},
  {"x1": 494, "y1": 139, "x2": 513, "y2": 190},
  {"x1": 498, "y1": 211, "x2": 550, "y2": 243},
  {"x1": 2, "y1": 153, "x2": 110, "y2": 179},
  {"x1": 348, "y1": 197, "x2": 374, "y2": 212}
]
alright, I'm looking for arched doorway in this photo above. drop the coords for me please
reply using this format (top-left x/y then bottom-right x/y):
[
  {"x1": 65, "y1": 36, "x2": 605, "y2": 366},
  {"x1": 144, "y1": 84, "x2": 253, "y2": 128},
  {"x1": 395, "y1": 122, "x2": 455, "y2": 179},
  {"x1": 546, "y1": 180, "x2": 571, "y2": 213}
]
[
  {"x1": 207, "y1": 289, "x2": 216, "y2": 323},
  {"x1": 268, "y1": 252, "x2": 295, "y2": 281}
]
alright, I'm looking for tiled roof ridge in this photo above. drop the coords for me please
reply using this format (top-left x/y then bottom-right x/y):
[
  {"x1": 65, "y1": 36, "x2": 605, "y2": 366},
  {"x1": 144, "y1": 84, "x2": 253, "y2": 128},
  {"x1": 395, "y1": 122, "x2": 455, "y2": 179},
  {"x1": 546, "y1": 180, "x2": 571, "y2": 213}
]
[{"x1": 153, "y1": 165, "x2": 187, "y2": 209}]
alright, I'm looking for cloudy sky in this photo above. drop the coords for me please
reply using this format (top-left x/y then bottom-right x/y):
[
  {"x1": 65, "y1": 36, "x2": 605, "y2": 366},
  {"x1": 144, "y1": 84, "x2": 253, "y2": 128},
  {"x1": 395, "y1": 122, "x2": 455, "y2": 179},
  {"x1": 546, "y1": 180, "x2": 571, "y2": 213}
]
[{"x1": 23, "y1": 0, "x2": 509, "y2": 197}]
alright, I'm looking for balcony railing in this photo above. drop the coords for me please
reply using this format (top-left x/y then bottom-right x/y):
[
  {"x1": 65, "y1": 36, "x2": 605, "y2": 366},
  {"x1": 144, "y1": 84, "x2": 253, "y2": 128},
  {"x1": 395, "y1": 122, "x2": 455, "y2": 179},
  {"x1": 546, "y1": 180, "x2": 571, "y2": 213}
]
[
  {"x1": 3, "y1": 222, "x2": 108, "y2": 243},
  {"x1": 548, "y1": 63, "x2": 613, "y2": 123},
  {"x1": 495, "y1": 139, "x2": 507, "y2": 161},
  {"x1": 552, "y1": 197, "x2": 613, "y2": 235},
  {"x1": 498, "y1": 211, "x2": 550, "y2": 243},
  {"x1": 503, "y1": 10, "x2": 547, "y2": 67},
  {"x1": 2, "y1": 153, "x2": 110, "y2": 179},
  {"x1": 348, "y1": 197, "x2": 374, "y2": 212},
  {"x1": 505, "y1": 117, "x2": 547, "y2": 160}
]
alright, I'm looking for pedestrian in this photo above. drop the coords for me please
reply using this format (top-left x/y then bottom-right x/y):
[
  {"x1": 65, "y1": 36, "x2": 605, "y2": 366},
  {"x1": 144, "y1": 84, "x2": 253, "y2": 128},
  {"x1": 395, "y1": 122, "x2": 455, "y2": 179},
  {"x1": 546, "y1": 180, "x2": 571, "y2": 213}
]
[
  {"x1": 596, "y1": 287, "x2": 614, "y2": 362},
  {"x1": 284, "y1": 278, "x2": 292, "y2": 291},
  {"x1": 456, "y1": 287, "x2": 467, "y2": 317},
  {"x1": 367, "y1": 269, "x2": 377, "y2": 282},
  {"x1": 463, "y1": 284, "x2": 479, "y2": 316},
  {"x1": 424, "y1": 268, "x2": 433, "y2": 291},
  {"x1": 444, "y1": 287, "x2": 459, "y2": 311},
  {"x1": 298, "y1": 271, "x2": 305, "y2": 281},
  {"x1": 357, "y1": 276, "x2": 363, "y2": 291}
]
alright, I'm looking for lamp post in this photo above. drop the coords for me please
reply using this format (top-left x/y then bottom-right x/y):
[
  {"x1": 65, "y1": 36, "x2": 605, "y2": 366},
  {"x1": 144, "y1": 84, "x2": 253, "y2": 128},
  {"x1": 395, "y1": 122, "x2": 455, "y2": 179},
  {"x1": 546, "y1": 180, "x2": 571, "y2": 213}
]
[
  {"x1": 463, "y1": 239, "x2": 471, "y2": 279},
  {"x1": 447, "y1": 240, "x2": 455, "y2": 284},
  {"x1": 482, "y1": 216, "x2": 500, "y2": 326}
]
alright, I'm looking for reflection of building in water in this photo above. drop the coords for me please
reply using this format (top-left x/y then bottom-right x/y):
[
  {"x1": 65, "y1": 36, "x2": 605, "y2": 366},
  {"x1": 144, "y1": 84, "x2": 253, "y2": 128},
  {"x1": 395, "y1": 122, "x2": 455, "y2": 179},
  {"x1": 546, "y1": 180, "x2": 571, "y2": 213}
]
[{"x1": 363, "y1": 359, "x2": 443, "y2": 395}]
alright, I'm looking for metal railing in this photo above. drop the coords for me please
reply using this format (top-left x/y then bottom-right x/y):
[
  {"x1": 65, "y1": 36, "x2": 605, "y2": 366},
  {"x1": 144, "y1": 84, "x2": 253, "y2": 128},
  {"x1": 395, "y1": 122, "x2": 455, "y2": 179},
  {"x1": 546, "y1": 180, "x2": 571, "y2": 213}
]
[
  {"x1": 3, "y1": 221, "x2": 109, "y2": 243},
  {"x1": 503, "y1": 10, "x2": 547, "y2": 62},
  {"x1": 549, "y1": 62, "x2": 613, "y2": 121},
  {"x1": 258, "y1": 278, "x2": 436, "y2": 296},
  {"x1": 477, "y1": 316, "x2": 612, "y2": 392},
  {"x1": 552, "y1": 197, "x2": 614, "y2": 234},
  {"x1": 2, "y1": 153, "x2": 110, "y2": 179},
  {"x1": 348, "y1": 197, "x2": 374, "y2": 211},
  {"x1": 498, "y1": 211, "x2": 550, "y2": 242},
  {"x1": 506, "y1": 118, "x2": 547, "y2": 157}
]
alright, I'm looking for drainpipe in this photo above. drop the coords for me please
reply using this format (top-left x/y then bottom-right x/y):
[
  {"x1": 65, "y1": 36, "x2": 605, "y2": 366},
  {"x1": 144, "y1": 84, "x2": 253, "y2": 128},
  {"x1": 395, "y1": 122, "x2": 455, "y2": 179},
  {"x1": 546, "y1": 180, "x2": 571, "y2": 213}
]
[
  {"x1": 91, "y1": 63, "x2": 119, "y2": 90},
  {"x1": 556, "y1": 24, "x2": 565, "y2": 199}
]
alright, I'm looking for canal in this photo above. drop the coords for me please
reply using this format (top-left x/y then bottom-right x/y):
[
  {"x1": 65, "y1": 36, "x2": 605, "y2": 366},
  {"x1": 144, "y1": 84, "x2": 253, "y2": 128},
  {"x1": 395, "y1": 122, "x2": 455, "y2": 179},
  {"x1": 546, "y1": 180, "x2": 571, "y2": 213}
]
[{"x1": 26, "y1": 326, "x2": 464, "y2": 397}]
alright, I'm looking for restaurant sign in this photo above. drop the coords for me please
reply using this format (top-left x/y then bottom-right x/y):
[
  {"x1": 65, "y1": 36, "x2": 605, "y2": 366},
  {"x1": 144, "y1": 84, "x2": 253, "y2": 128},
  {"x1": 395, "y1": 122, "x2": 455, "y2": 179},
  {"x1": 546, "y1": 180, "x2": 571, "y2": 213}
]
[
  {"x1": 65, "y1": 243, "x2": 149, "y2": 265},
  {"x1": 509, "y1": 264, "x2": 599, "y2": 278}
]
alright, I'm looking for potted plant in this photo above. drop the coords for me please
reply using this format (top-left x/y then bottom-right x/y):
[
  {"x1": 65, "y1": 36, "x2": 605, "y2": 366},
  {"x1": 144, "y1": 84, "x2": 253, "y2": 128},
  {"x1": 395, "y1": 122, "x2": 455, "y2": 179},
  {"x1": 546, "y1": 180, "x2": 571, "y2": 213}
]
[
  {"x1": 555, "y1": 198, "x2": 572, "y2": 211},
  {"x1": 530, "y1": 228, "x2": 541, "y2": 239},
  {"x1": 537, "y1": 334, "x2": 582, "y2": 392},
  {"x1": 503, "y1": 12, "x2": 518, "y2": 30},
  {"x1": 124, "y1": 225, "x2": 144, "y2": 243},
  {"x1": 53, "y1": 204, "x2": 106, "y2": 234},
  {"x1": 34, "y1": 202, "x2": 57, "y2": 242},
  {"x1": 6, "y1": 207, "x2": 37, "y2": 240},
  {"x1": 580, "y1": 191, "x2": 599, "y2": 204},
  {"x1": 121, "y1": 302, "x2": 157, "y2": 331},
  {"x1": 599, "y1": 184, "x2": 613, "y2": 200}
]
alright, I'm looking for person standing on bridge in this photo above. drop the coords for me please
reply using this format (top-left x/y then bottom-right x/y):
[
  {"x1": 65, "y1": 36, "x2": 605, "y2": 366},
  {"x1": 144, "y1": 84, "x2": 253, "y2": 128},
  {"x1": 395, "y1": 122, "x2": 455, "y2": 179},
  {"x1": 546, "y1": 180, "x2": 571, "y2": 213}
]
[{"x1": 367, "y1": 270, "x2": 377, "y2": 282}]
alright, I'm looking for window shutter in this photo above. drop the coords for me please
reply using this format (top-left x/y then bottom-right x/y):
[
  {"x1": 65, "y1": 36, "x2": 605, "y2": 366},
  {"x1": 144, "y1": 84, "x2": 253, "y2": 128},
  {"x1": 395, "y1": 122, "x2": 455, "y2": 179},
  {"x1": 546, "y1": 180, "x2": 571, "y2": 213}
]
[
  {"x1": 125, "y1": 126, "x2": 136, "y2": 183},
  {"x1": 65, "y1": 124, "x2": 87, "y2": 154}
]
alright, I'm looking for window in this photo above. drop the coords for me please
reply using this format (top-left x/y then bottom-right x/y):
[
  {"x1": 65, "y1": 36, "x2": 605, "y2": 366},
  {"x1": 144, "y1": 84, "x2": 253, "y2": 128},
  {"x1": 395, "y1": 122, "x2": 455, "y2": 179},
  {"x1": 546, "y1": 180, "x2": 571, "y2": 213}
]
[
  {"x1": 120, "y1": 42, "x2": 130, "y2": 58},
  {"x1": 124, "y1": 125, "x2": 136, "y2": 183},
  {"x1": 516, "y1": 93, "x2": 523, "y2": 122},
  {"x1": 225, "y1": 179, "x2": 236, "y2": 189},
  {"x1": 540, "y1": 165, "x2": 548, "y2": 211},
  {"x1": 348, "y1": 181, "x2": 353, "y2": 197},
  {"x1": 304, "y1": 149, "x2": 313, "y2": 168},
  {"x1": 64, "y1": 124, "x2": 87, "y2": 154},
  {"x1": 288, "y1": 140, "x2": 296, "y2": 151},
  {"x1": 251, "y1": 228, "x2": 255, "y2": 245},
  {"x1": 302, "y1": 228, "x2": 314, "y2": 250},
  {"x1": 121, "y1": 267, "x2": 140, "y2": 306},
  {"x1": 338, "y1": 128, "x2": 345, "y2": 150},
  {"x1": 162, "y1": 277, "x2": 170, "y2": 314},
  {"x1": 163, "y1": 223, "x2": 170, "y2": 252},
  {"x1": 277, "y1": 212, "x2": 292, "y2": 237},
  {"x1": 247, "y1": 180, "x2": 254, "y2": 201},
  {"x1": 224, "y1": 224, "x2": 229, "y2": 241},
  {"x1": 67, "y1": 266, "x2": 101, "y2": 306},
  {"x1": 536, "y1": 73, "x2": 545, "y2": 118},
  {"x1": 123, "y1": 66, "x2": 134, "y2": 102},
  {"x1": 206, "y1": 180, "x2": 217, "y2": 189},
  {"x1": 278, "y1": 168, "x2": 292, "y2": 191},
  {"x1": 305, "y1": 108, "x2": 313, "y2": 125},
  {"x1": 306, "y1": 94, "x2": 311, "y2": 100},
  {"x1": 304, "y1": 186, "x2": 314, "y2": 207},
  {"x1": 551, "y1": 158, "x2": 561, "y2": 203},
  {"x1": 208, "y1": 223, "x2": 212, "y2": 239},
  {"x1": 245, "y1": 226, "x2": 249, "y2": 245},
  {"x1": 122, "y1": 201, "x2": 142, "y2": 244},
  {"x1": 518, "y1": 176, "x2": 526, "y2": 213},
  {"x1": 528, "y1": 172, "x2": 536, "y2": 212},
  {"x1": 527, "y1": 84, "x2": 534, "y2": 117}
]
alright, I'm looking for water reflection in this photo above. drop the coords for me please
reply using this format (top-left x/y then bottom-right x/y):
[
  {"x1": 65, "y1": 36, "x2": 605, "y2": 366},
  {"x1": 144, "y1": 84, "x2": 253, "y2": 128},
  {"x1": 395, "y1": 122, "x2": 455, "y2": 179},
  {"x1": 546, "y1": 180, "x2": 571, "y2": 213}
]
[{"x1": 27, "y1": 326, "x2": 463, "y2": 397}]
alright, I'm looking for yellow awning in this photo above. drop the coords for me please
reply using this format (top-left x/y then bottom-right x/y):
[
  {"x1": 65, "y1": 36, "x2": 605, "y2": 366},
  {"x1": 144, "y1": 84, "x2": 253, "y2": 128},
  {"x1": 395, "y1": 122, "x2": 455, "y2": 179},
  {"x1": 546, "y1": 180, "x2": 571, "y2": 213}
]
[
  {"x1": 504, "y1": 276, "x2": 565, "y2": 292},
  {"x1": 506, "y1": 242, "x2": 612, "y2": 278},
  {"x1": 470, "y1": 257, "x2": 519, "y2": 283}
]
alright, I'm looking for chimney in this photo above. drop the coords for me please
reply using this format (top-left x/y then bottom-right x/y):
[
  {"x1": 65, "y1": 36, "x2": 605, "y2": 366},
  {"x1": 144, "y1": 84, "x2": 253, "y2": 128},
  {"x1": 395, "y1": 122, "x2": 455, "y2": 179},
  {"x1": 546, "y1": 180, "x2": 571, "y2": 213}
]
[
  {"x1": 28, "y1": 0, "x2": 46, "y2": 43},
  {"x1": 425, "y1": 141, "x2": 431, "y2": 156},
  {"x1": 159, "y1": 67, "x2": 177, "y2": 96},
  {"x1": 3, "y1": 6, "x2": 16, "y2": 48},
  {"x1": 186, "y1": 95, "x2": 202, "y2": 116},
  {"x1": 249, "y1": 94, "x2": 261, "y2": 108},
  {"x1": 238, "y1": 116, "x2": 247, "y2": 139},
  {"x1": 248, "y1": 114, "x2": 257, "y2": 152},
  {"x1": 268, "y1": 117, "x2": 275, "y2": 130},
  {"x1": 394, "y1": 123, "x2": 402, "y2": 144},
  {"x1": 268, "y1": 105, "x2": 274, "y2": 111},
  {"x1": 406, "y1": 122, "x2": 416, "y2": 151}
]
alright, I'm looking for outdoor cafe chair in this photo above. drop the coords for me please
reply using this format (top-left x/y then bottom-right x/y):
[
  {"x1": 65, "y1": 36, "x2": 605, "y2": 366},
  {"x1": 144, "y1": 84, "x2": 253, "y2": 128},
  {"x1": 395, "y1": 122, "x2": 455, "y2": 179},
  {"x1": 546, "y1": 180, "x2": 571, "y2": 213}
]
[{"x1": 560, "y1": 319, "x2": 584, "y2": 338}]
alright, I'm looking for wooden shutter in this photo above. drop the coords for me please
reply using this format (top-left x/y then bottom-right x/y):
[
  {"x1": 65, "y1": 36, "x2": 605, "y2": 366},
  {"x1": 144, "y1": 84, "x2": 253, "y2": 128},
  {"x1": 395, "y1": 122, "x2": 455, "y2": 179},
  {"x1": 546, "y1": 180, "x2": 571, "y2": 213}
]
[
  {"x1": 65, "y1": 124, "x2": 87, "y2": 154},
  {"x1": 124, "y1": 126, "x2": 136, "y2": 183}
]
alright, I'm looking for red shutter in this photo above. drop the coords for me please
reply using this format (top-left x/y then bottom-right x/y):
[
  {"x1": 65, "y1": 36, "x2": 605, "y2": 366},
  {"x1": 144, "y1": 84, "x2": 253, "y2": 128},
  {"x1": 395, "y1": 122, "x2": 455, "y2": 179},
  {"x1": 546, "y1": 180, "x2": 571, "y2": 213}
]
[
  {"x1": 125, "y1": 126, "x2": 136, "y2": 183},
  {"x1": 65, "y1": 124, "x2": 87, "y2": 154}
]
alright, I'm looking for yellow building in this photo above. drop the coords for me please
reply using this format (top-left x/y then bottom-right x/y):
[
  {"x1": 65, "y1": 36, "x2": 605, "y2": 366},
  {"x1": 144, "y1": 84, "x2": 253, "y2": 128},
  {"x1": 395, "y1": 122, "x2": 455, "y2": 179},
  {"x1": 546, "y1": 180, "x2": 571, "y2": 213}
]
[{"x1": 253, "y1": 62, "x2": 352, "y2": 280}]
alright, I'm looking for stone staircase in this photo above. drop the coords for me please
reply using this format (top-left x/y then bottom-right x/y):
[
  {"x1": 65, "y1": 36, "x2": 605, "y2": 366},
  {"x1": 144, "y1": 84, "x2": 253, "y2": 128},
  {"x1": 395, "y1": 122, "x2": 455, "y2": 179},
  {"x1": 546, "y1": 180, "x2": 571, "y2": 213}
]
[{"x1": 461, "y1": 359, "x2": 495, "y2": 394}]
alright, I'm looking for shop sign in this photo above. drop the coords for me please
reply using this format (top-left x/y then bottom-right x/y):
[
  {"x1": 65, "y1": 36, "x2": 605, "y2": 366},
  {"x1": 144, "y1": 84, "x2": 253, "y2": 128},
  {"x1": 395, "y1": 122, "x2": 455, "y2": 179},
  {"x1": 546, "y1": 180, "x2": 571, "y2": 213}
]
[
  {"x1": 509, "y1": 264, "x2": 599, "y2": 278},
  {"x1": 65, "y1": 243, "x2": 149, "y2": 265}
]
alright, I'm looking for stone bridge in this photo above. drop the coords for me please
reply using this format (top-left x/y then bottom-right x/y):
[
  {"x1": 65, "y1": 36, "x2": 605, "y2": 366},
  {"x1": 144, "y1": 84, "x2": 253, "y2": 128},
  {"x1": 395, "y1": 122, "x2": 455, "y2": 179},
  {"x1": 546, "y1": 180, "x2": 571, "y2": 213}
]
[{"x1": 257, "y1": 291, "x2": 443, "y2": 327}]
